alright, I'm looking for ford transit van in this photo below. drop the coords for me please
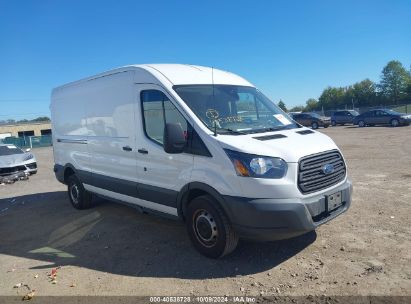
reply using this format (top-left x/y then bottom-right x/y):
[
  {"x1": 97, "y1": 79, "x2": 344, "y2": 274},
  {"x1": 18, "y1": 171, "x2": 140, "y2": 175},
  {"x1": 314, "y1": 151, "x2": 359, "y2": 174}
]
[{"x1": 51, "y1": 64, "x2": 352, "y2": 258}]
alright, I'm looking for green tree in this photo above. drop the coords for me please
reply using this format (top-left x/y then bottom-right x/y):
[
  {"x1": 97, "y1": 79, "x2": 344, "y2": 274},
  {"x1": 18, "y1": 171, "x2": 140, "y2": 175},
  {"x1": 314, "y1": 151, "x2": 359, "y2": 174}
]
[
  {"x1": 277, "y1": 100, "x2": 287, "y2": 111},
  {"x1": 351, "y1": 79, "x2": 377, "y2": 107},
  {"x1": 289, "y1": 105, "x2": 305, "y2": 112},
  {"x1": 378, "y1": 60, "x2": 411, "y2": 104},
  {"x1": 31, "y1": 116, "x2": 50, "y2": 122},
  {"x1": 318, "y1": 87, "x2": 346, "y2": 109},
  {"x1": 305, "y1": 98, "x2": 318, "y2": 111}
]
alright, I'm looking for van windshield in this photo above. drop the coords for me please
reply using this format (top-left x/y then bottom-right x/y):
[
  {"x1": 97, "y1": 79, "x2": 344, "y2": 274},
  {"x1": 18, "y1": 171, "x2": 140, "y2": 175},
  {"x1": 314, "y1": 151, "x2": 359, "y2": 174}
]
[{"x1": 173, "y1": 85, "x2": 298, "y2": 134}]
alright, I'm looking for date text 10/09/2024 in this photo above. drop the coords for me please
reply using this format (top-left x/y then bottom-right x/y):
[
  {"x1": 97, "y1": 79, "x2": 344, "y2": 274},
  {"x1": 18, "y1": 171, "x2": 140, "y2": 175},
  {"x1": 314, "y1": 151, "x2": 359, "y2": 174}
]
[{"x1": 149, "y1": 296, "x2": 256, "y2": 303}]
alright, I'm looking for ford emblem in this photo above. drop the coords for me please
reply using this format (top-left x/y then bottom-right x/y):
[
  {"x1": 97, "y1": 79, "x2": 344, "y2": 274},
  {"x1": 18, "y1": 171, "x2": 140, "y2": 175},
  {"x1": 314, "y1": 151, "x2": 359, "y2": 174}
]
[{"x1": 322, "y1": 163, "x2": 334, "y2": 174}]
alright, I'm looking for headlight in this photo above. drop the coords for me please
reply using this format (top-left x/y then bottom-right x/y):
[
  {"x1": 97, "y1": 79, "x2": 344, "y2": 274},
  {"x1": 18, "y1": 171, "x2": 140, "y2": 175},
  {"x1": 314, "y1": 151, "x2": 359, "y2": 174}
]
[
  {"x1": 24, "y1": 154, "x2": 34, "y2": 161},
  {"x1": 224, "y1": 149, "x2": 287, "y2": 179}
]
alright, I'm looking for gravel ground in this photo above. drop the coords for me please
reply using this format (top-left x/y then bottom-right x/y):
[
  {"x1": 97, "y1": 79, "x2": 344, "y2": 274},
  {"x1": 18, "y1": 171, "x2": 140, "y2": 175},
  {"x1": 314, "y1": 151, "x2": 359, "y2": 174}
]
[{"x1": 0, "y1": 125, "x2": 410, "y2": 299}]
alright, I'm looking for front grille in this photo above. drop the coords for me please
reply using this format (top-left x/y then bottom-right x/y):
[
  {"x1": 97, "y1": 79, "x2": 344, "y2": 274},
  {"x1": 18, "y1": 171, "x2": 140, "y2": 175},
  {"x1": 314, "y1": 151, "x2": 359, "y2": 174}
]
[
  {"x1": 298, "y1": 150, "x2": 346, "y2": 194},
  {"x1": 0, "y1": 165, "x2": 26, "y2": 176}
]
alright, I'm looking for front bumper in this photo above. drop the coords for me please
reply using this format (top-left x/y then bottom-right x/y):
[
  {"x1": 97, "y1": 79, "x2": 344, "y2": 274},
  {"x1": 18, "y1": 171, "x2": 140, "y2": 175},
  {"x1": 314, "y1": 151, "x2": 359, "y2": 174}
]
[
  {"x1": 53, "y1": 164, "x2": 65, "y2": 184},
  {"x1": 222, "y1": 178, "x2": 352, "y2": 241},
  {"x1": 400, "y1": 118, "x2": 410, "y2": 125},
  {"x1": 25, "y1": 162, "x2": 37, "y2": 174},
  {"x1": 0, "y1": 162, "x2": 37, "y2": 176}
]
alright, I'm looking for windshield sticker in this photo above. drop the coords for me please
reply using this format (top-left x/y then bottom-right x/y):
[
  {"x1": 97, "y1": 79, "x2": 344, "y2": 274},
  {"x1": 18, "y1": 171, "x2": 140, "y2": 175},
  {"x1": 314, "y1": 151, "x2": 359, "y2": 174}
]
[
  {"x1": 273, "y1": 114, "x2": 292, "y2": 125},
  {"x1": 206, "y1": 109, "x2": 219, "y2": 120},
  {"x1": 217, "y1": 116, "x2": 243, "y2": 123}
]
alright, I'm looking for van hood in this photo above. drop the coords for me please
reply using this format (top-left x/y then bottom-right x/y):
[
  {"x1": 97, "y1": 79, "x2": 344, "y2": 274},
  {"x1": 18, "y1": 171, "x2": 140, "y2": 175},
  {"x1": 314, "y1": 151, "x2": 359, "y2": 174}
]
[{"x1": 216, "y1": 128, "x2": 339, "y2": 163}]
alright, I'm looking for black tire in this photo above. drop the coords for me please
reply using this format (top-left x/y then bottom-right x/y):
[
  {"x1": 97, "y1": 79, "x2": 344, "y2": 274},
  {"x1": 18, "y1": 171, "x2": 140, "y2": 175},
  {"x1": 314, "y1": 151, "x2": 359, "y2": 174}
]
[
  {"x1": 67, "y1": 175, "x2": 92, "y2": 209},
  {"x1": 311, "y1": 122, "x2": 319, "y2": 129},
  {"x1": 390, "y1": 119, "x2": 399, "y2": 127},
  {"x1": 331, "y1": 120, "x2": 336, "y2": 127},
  {"x1": 186, "y1": 195, "x2": 238, "y2": 258},
  {"x1": 358, "y1": 120, "x2": 366, "y2": 128},
  {"x1": 324, "y1": 124, "x2": 329, "y2": 128}
]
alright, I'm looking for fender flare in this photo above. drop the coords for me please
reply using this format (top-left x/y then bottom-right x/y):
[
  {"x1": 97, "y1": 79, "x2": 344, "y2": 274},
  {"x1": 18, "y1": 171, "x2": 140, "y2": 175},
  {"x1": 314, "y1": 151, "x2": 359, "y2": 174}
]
[
  {"x1": 54, "y1": 163, "x2": 78, "y2": 184},
  {"x1": 177, "y1": 182, "x2": 227, "y2": 220},
  {"x1": 59, "y1": 163, "x2": 91, "y2": 184}
]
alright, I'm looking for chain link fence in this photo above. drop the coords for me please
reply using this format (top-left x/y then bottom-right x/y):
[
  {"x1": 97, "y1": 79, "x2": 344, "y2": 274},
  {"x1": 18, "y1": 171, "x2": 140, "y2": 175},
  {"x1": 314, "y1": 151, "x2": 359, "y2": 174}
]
[{"x1": 0, "y1": 135, "x2": 52, "y2": 149}]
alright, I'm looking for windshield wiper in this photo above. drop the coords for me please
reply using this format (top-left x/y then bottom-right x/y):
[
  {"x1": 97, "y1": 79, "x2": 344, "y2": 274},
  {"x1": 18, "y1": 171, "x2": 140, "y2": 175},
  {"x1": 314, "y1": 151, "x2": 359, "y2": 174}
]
[
  {"x1": 217, "y1": 127, "x2": 248, "y2": 135},
  {"x1": 251, "y1": 126, "x2": 289, "y2": 133}
]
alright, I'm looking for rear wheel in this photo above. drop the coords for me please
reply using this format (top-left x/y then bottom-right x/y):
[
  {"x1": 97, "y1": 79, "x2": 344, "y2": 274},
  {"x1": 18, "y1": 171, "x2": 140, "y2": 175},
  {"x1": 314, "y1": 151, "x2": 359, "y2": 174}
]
[
  {"x1": 67, "y1": 175, "x2": 92, "y2": 209},
  {"x1": 311, "y1": 122, "x2": 319, "y2": 129},
  {"x1": 358, "y1": 120, "x2": 366, "y2": 127},
  {"x1": 186, "y1": 195, "x2": 238, "y2": 258},
  {"x1": 391, "y1": 119, "x2": 399, "y2": 127}
]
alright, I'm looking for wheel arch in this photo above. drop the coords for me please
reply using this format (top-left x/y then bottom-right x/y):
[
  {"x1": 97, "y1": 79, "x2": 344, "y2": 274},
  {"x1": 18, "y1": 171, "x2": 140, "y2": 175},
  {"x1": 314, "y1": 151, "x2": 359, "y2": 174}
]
[
  {"x1": 63, "y1": 164, "x2": 77, "y2": 183},
  {"x1": 177, "y1": 182, "x2": 228, "y2": 221}
]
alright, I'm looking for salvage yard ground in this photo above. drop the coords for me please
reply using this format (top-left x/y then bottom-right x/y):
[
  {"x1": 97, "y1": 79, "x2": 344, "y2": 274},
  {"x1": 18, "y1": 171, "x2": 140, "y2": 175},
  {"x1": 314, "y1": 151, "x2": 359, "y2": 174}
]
[{"x1": 0, "y1": 126, "x2": 410, "y2": 297}]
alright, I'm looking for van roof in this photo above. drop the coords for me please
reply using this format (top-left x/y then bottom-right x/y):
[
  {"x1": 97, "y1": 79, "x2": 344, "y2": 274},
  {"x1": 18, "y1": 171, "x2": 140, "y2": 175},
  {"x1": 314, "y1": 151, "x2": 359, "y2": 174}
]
[
  {"x1": 140, "y1": 64, "x2": 253, "y2": 86},
  {"x1": 53, "y1": 64, "x2": 253, "y2": 92}
]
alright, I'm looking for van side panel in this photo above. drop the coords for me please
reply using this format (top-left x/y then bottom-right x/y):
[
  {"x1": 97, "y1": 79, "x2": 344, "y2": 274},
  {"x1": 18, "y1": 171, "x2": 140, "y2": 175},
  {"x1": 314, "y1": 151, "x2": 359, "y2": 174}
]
[
  {"x1": 84, "y1": 71, "x2": 138, "y2": 191},
  {"x1": 51, "y1": 85, "x2": 92, "y2": 180}
]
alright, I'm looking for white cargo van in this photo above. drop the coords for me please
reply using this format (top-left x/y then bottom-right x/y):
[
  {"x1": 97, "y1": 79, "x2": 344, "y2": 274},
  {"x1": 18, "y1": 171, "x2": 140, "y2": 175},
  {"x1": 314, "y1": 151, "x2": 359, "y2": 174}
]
[{"x1": 51, "y1": 64, "x2": 352, "y2": 258}]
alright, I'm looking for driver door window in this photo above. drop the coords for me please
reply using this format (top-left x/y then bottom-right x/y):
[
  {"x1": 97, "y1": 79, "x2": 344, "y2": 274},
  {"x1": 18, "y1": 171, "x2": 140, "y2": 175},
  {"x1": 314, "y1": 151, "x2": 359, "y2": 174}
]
[{"x1": 141, "y1": 90, "x2": 187, "y2": 145}]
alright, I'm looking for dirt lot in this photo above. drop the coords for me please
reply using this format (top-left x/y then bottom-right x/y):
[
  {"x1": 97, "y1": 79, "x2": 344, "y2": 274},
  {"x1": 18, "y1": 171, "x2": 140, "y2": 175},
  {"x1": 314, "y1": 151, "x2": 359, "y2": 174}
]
[{"x1": 0, "y1": 126, "x2": 410, "y2": 299}]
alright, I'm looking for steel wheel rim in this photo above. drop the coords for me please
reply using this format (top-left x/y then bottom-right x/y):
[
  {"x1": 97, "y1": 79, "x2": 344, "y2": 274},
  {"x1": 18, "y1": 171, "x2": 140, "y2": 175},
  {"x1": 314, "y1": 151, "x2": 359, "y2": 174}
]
[
  {"x1": 70, "y1": 184, "x2": 80, "y2": 205},
  {"x1": 193, "y1": 209, "x2": 218, "y2": 247}
]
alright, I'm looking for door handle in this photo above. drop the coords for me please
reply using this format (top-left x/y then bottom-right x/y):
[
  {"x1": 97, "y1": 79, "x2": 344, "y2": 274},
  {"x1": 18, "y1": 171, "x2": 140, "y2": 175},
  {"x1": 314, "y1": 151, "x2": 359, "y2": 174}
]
[
  {"x1": 122, "y1": 146, "x2": 133, "y2": 152},
  {"x1": 138, "y1": 148, "x2": 148, "y2": 154}
]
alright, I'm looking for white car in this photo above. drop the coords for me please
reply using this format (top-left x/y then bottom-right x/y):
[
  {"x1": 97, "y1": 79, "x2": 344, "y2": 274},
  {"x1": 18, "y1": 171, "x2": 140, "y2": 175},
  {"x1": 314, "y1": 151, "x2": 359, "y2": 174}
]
[
  {"x1": 0, "y1": 144, "x2": 37, "y2": 176},
  {"x1": 51, "y1": 64, "x2": 352, "y2": 258}
]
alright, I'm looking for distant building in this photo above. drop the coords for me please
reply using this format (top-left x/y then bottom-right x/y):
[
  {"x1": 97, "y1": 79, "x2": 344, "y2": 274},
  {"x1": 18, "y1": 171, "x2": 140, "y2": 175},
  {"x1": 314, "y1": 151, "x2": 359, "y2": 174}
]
[{"x1": 0, "y1": 121, "x2": 52, "y2": 139}]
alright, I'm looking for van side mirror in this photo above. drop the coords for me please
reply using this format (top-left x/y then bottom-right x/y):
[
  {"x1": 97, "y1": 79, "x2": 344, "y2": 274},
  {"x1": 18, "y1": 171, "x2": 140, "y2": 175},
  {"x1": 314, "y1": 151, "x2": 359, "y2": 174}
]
[{"x1": 163, "y1": 123, "x2": 186, "y2": 154}]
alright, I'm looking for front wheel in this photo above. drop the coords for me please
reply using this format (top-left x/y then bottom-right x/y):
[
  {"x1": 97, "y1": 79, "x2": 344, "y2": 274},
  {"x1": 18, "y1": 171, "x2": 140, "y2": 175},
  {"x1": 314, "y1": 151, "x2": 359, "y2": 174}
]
[
  {"x1": 186, "y1": 195, "x2": 238, "y2": 258},
  {"x1": 391, "y1": 119, "x2": 399, "y2": 127},
  {"x1": 358, "y1": 120, "x2": 366, "y2": 127},
  {"x1": 331, "y1": 120, "x2": 336, "y2": 127},
  {"x1": 67, "y1": 175, "x2": 92, "y2": 209},
  {"x1": 311, "y1": 122, "x2": 319, "y2": 129}
]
